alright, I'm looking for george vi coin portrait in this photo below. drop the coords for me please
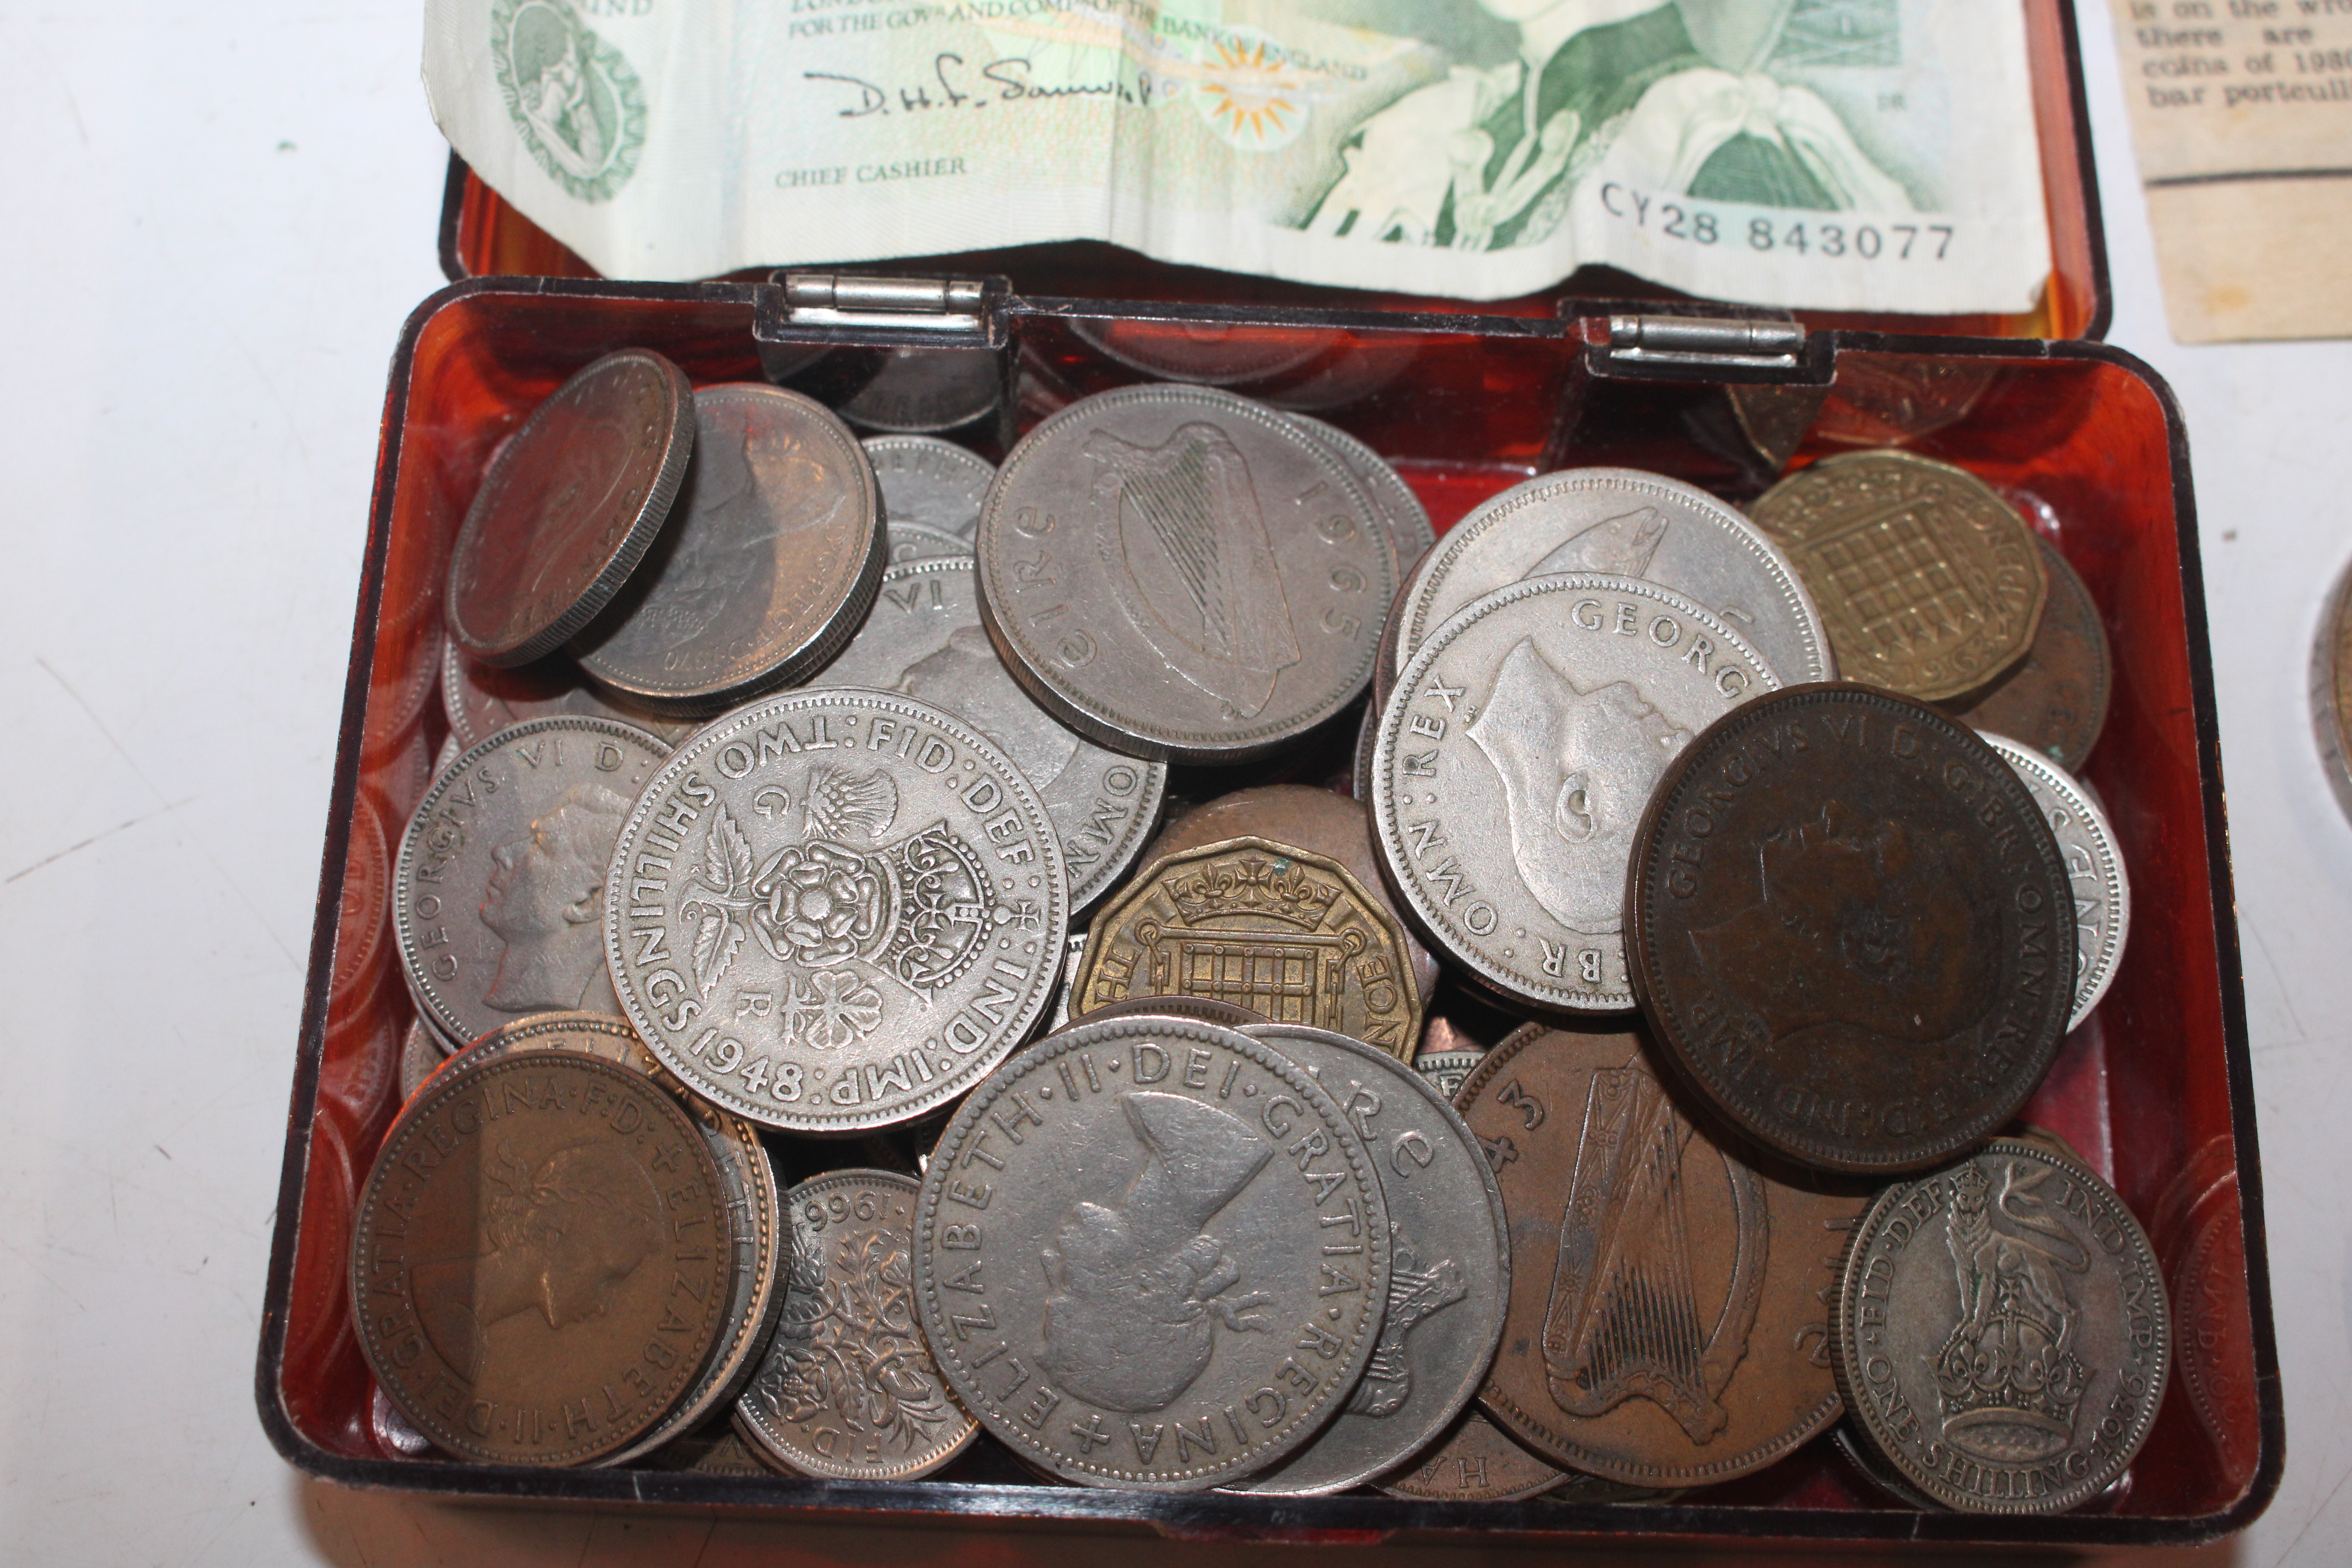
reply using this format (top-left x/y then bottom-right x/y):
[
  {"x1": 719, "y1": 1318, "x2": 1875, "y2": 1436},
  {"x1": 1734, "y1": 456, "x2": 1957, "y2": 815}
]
[{"x1": 480, "y1": 782, "x2": 634, "y2": 1013}]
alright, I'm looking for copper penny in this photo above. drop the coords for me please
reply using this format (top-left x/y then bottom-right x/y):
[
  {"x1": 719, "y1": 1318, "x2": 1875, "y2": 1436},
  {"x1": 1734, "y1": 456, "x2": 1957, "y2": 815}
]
[
  {"x1": 1627, "y1": 684, "x2": 2076, "y2": 1174},
  {"x1": 1460, "y1": 1024, "x2": 1864, "y2": 1489},
  {"x1": 349, "y1": 1048, "x2": 735, "y2": 1465},
  {"x1": 1072, "y1": 835, "x2": 1424, "y2": 1060},
  {"x1": 1139, "y1": 785, "x2": 1437, "y2": 1003},
  {"x1": 1943, "y1": 532, "x2": 2111, "y2": 772},
  {"x1": 1749, "y1": 452, "x2": 2046, "y2": 702}
]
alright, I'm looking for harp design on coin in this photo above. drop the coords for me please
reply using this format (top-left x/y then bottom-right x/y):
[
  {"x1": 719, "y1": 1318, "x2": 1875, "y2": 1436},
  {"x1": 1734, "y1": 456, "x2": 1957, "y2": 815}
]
[
  {"x1": 1085, "y1": 421, "x2": 1301, "y2": 719},
  {"x1": 1347, "y1": 1225, "x2": 1468, "y2": 1419},
  {"x1": 1541, "y1": 1053, "x2": 1765, "y2": 1442},
  {"x1": 1933, "y1": 1159, "x2": 2090, "y2": 1463}
]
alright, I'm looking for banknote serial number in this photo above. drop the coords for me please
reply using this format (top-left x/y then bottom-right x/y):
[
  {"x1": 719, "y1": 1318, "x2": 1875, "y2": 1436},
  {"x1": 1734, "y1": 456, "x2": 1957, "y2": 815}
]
[{"x1": 1599, "y1": 185, "x2": 1956, "y2": 262}]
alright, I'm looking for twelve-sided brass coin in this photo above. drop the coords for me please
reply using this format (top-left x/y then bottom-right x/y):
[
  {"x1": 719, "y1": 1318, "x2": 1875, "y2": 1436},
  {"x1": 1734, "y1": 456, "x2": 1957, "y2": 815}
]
[
  {"x1": 349, "y1": 1048, "x2": 734, "y2": 1465},
  {"x1": 1626, "y1": 685, "x2": 2077, "y2": 1174}
]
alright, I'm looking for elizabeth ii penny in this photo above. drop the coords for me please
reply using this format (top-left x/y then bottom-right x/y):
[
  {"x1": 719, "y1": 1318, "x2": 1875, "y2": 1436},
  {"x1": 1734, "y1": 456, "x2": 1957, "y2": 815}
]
[
  {"x1": 1626, "y1": 684, "x2": 2077, "y2": 1174},
  {"x1": 1944, "y1": 532, "x2": 2110, "y2": 772},
  {"x1": 813, "y1": 557, "x2": 1167, "y2": 911},
  {"x1": 573, "y1": 384, "x2": 884, "y2": 715},
  {"x1": 865, "y1": 435, "x2": 995, "y2": 542},
  {"x1": 976, "y1": 384, "x2": 1396, "y2": 765},
  {"x1": 1835, "y1": 1138, "x2": 2169, "y2": 1514},
  {"x1": 1460, "y1": 1025, "x2": 1864, "y2": 1488},
  {"x1": 1980, "y1": 731, "x2": 2130, "y2": 1029},
  {"x1": 393, "y1": 716, "x2": 673, "y2": 1049},
  {"x1": 912, "y1": 1016, "x2": 1392, "y2": 1490},
  {"x1": 1371, "y1": 574, "x2": 1777, "y2": 1013},
  {"x1": 349, "y1": 1047, "x2": 734, "y2": 1465},
  {"x1": 1749, "y1": 452, "x2": 2046, "y2": 702},
  {"x1": 445, "y1": 348, "x2": 695, "y2": 667},
  {"x1": 735, "y1": 1168, "x2": 980, "y2": 1479},
  {"x1": 439, "y1": 639, "x2": 693, "y2": 751},
  {"x1": 1397, "y1": 468, "x2": 1832, "y2": 688},
  {"x1": 602, "y1": 688, "x2": 1067, "y2": 1133}
]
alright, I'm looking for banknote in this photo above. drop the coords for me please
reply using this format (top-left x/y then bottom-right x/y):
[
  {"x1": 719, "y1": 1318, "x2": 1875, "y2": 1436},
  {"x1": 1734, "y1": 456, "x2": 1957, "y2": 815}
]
[{"x1": 423, "y1": 0, "x2": 2054, "y2": 314}]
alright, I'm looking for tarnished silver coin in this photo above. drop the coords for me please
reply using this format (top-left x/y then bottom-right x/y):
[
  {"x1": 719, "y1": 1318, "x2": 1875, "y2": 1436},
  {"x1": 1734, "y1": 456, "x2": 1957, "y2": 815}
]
[
  {"x1": 1397, "y1": 468, "x2": 1831, "y2": 687},
  {"x1": 445, "y1": 348, "x2": 695, "y2": 667},
  {"x1": 977, "y1": 385, "x2": 1397, "y2": 765},
  {"x1": 914, "y1": 1016, "x2": 1392, "y2": 1490},
  {"x1": 573, "y1": 384, "x2": 885, "y2": 716},
  {"x1": 1413, "y1": 1051, "x2": 1485, "y2": 1103},
  {"x1": 1228, "y1": 1024, "x2": 1508, "y2": 1497},
  {"x1": 394, "y1": 716, "x2": 673, "y2": 1047},
  {"x1": 603, "y1": 688, "x2": 1067, "y2": 1133},
  {"x1": 865, "y1": 435, "x2": 995, "y2": 542},
  {"x1": 1048, "y1": 930, "x2": 1087, "y2": 1034},
  {"x1": 888, "y1": 524, "x2": 975, "y2": 564},
  {"x1": 397, "y1": 1018, "x2": 447, "y2": 1103},
  {"x1": 1372, "y1": 575, "x2": 1778, "y2": 1012},
  {"x1": 813, "y1": 558, "x2": 1167, "y2": 911},
  {"x1": 736, "y1": 1168, "x2": 980, "y2": 1479},
  {"x1": 439, "y1": 640, "x2": 693, "y2": 751},
  {"x1": 1290, "y1": 415, "x2": 1435, "y2": 568},
  {"x1": 1377, "y1": 1408, "x2": 1566, "y2": 1502},
  {"x1": 464, "y1": 1011, "x2": 786, "y2": 1464},
  {"x1": 1835, "y1": 1138, "x2": 2169, "y2": 1514},
  {"x1": 1980, "y1": 732, "x2": 2130, "y2": 1029}
]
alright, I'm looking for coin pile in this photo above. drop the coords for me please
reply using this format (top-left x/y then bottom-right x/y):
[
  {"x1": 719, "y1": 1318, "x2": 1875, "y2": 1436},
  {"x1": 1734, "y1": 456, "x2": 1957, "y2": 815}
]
[{"x1": 349, "y1": 348, "x2": 2161, "y2": 1512}]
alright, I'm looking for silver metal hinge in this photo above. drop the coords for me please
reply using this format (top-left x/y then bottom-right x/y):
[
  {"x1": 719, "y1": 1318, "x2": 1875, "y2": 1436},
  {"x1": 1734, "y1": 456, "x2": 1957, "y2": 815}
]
[
  {"x1": 1604, "y1": 314, "x2": 1806, "y2": 370},
  {"x1": 783, "y1": 273, "x2": 987, "y2": 332}
]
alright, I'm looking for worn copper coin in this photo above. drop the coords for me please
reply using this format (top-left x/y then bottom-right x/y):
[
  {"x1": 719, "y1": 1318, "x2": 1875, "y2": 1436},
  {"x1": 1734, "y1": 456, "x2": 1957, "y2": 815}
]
[
  {"x1": 1944, "y1": 533, "x2": 2110, "y2": 771},
  {"x1": 1072, "y1": 836, "x2": 1423, "y2": 1060},
  {"x1": 736, "y1": 1168, "x2": 980, "y2": 1479},
  {"x1": 465, "y1": 1011, "x2": 785, "y2": 1463},
  {"x1": 573, "y1": 384, "x2": 885, "y2": 715},
  {"x1": 1749, "y1": 452, "x2": 2047, "y2": 702},
  {"x1": 1460, "y1": 1024, "x2": 1864, "y2": 1488},
  {"x1": 439, "y1": 640, "x2": 694, "y2": 751},
  {"x1": 446, "y1": 349, "x2": 695, "y2": 667},
  {"x1": 1835, "y1": 1138, "x2": 2170, "y2": 1514},
  {"x1": 1378, "y1": 1408, "x2": 1566, "y2": 1502},
  {"x1": 912, "y1": 1016, "x2": 1392, "y2": 1490},
  {"x1": 349, "y1": 1048, "x2": 734, "y2": 1465},
  {"x1": 1141, "y1": 784, "x2": 1436, "y2": 1002},
  {"x1": 1627, "y1": 684, "x2": 2077, "y2": 1174},
  {"x1": 865, "y1": 435, "x2": 995, "y2": 542}
]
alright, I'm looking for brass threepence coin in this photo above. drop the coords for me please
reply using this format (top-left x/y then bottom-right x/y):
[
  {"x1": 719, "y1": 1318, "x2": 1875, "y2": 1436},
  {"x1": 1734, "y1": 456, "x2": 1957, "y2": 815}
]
[
  {"x1": 394, "y1": 716, "x2": 673, "y2": 1048},
  {"x1": 1749, "y1": 451, "x2": 2047, "y2": 702},
  {"x1": 735, "y1": 1168, "x2": 980, "y2": 1479},
  {"x1": 1071, "y1": 836, "x2": 1423, "y2": 1060},
  {"x1": 1944, "y1": 533, "x2": 2110, "y2": 772},
  {"x1": 1627, "y1": 685, "x2": 2077, "y2": 1174},
  {"x1": 912, "y1": 1016, "x2": 1392, "y2": 1490},
  {"x1": 445, "y1": 348, "x2": 695, "y2": 667},
  {"x1": 1230, "y1": 1024, "x2": 1509, "y2": 1496},
  {"x1": 349, "y1": 1048, "x2": 735, "y2": 1465},
  {"x1": 573, "y1": 384, "x2": 885, "y2": 715},
  {"x1": 1372, "y1": 574, "x2": 1777, "y2": 1013},
  {"x1": 603, "y1": 689, "x2": 1067, "y2": 1133},
  {"x1": 1835, "y1": 1138, "x2": 2170, "y2": 1514},
  {"x1": 864, "y1": 434, "x2": 995, "y2": 542},
  {"x1": 815, "y1": 557, "x2": 1167, "y2": 911},
  {"x1": 1460, "y1": 1025, "x2": 1864, "y2": 1489},
  {"x1": 465, "y1": 1011, "x2": 784, "y2": 1464},
  {"x1": 976, "y1": 384, "x2": 1397, "y2": 764},
  {"x1": 439, "y1": 640, "x2": 694, "y2": 752},
  {"x1": 1378, "y1": 1409, "x2": 1566, "y2": 1503},
  {"x1": 1397, "y1": 468, "x2": 1833, "y2": 688},
  {"x1": 1980, "y1": 731, "x2": 2130, "y2": 1029}
]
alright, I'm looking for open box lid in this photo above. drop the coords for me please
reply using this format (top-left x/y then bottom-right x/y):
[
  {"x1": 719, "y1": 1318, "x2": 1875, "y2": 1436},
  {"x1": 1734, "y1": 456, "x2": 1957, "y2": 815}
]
[{"x1": 438, "y1": 0, "x2": 2106, "y2": 344}]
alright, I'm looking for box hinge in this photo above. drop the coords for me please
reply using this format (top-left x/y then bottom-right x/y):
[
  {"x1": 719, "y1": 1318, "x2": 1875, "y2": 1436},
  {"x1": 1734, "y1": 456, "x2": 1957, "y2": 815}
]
[
  {"x1": 782, "y1": 272, "x2": 988, "y2": 332},
  {"x1": 1603, "y1": 313, "x2": 1806, "y2": 371}
]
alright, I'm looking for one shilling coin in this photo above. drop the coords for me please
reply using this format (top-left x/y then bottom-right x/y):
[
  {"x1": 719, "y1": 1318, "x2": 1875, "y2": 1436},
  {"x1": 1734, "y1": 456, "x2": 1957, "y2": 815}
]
[
  {"x1": 735, "y1": 1168, "x2": 981, "y2": 1479},
  {"x1": 812, "y1": 557, "x2": 1167, "y2": 911},
  {"x1": 349, "y1": 1048, "x2": 734, "y2": 1465},
  {"x1": 573, "y1": 384, "x2": 884, "y2": 715},
  {"x1": 864, "y1": 435, "x2": 995, "y2": 541},
  {"x1": 1749, "y1": 451, "x2": 2046, "y2": 703},
  {"x1": 976, "y1": 385, "x2": 1396, "y2": 764},
  {"x1": 912, "y1": 1016, "x2": 1392, "y2": 1490},
  {"x1": 394, "y1": 717, "x2": 673, "y2": 1048},
  {"x1": 445, "y1": 348, "x2": 695, "y2": 667},
  {"x1": 1835, "y1": 1138, "x2": 2169, "y2": 1514},
  {"x1": 1396, "y1": 468, "x2": 1832, "y2": 688},
  {"x1": 1626, "y1": 685, "x2": 2077, "y2": 1174},
  {"x1": 1372, "y1": 574, "x2": 1778, "y2": 1013},
  {"x1": 1980, "y1": 731, "x2": 2130, "y2": 1030},
  {"x1": 603, "y1": 689, "x2": 1067, "y2": 1133}
]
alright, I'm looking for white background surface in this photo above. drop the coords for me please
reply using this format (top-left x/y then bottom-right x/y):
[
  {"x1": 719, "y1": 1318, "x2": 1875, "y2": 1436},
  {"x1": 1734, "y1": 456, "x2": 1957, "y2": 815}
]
[{"x1": 0, "y1": 4, "x2": 2343, "y2": 1564}]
